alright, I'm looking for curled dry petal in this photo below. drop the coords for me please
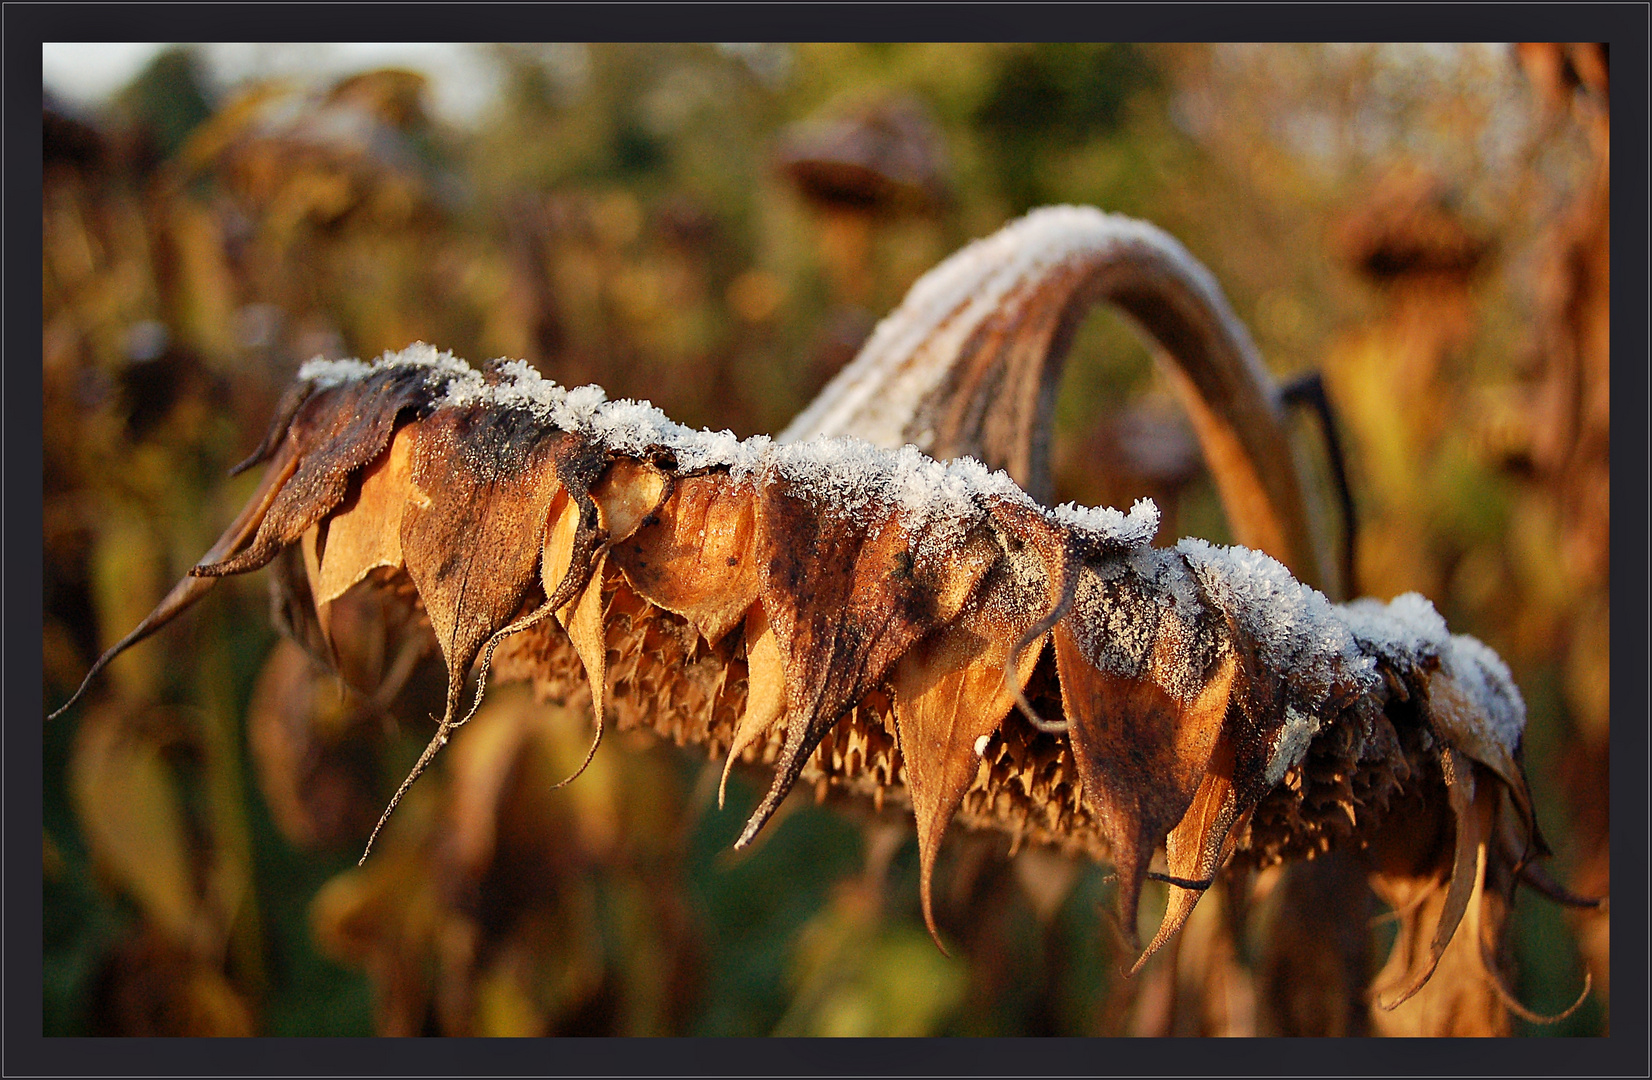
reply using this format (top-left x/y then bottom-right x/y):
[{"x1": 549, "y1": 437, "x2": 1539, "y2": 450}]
[
  {"x1": 194, "y1": 363, "x2": 440, "y2": 578},
  {"x1": 315, "y1": 423, "x2": 417, "y2": 608},
  {"x1": 890, "y1": 542, "x2": 1044, "y2": 945},
  {"x1": 48, "y1": 439, "x2": 301, "y2": 721},
  {"x1": 736, "y1": 479, "x2": 991, "y2": 848},
  {"x1": 1377, "y1": 747, "x2": 1484, "y2": 1011},
  {"x1": 719, "y1": 603, "x2": 786, "y2": 809},
  {"x1": 610, "y1": 473, "x2": 760, "y2": 648}
]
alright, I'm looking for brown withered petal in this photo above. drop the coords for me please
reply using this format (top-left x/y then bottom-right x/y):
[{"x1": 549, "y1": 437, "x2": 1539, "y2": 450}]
[
  {"x1": 614, "y1": 474, "x2": 762, "y2": 648},
  {"x1": 1377, "y1": 747, "x2": 1484, "y2": 1011},
  {"x1": 49, "y1": 438, "x2": 300, "y2": 721},
  {"x1": 551, "y1": 549, "x2": 609, "y2": 789},
  {"x1": 1133, "y1": 676, "x2": 1240, "y2": 974},
  {"x1": 454, "y1": 434, "x2": 612, "y2": 739},
  {"x1": 1424, "y1": 664, "x2": 1543, "y2": 860},
  {"x1": 299, "y1": 524, "x2": 332, "y2": 654},
  {"x1": 228, "y1": 377, "x2": 313, "y2": 477},
  {"x1": 359, "y1": 407, "x2": 568, "y2": 862},
  {"x1": 890, "y1": 545, "x2": 1043, "y2": 946},
  {"x1": 589, "y1": 458, "x2": 667, "y2": 545},
  {"x1": 1212, "y1": 610, "x2": 1300, "y2": 830},
  {"x1": 719, "y1": 603, "x2": 787, "y2": 808},
  {"x1": 737, "y1": 480, "x2": 993, "y2": 848},
  {"x1": 1054, "y1": 556, "x2": 1233, "y2": 949},
  {"x1": 195, "y1": 365, "x2": 440, "y2": 578},
  {"x1": 400, "y1": 408, "x2": 565, "y2": 717},
  {"x1": 315, "y1": 422, "x2": 418, "y2": 606}
]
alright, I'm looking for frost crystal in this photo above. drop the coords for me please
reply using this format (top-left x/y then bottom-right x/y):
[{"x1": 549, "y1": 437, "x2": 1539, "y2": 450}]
[
  {"x1": 782, "y1": 204, "x2": 1271, "y2": 449},
  {"x1": 1175, "y1": 537, "x2": 1378, "y2": 714},
  {"x1": 1336, "y1": 591, "x2": 1450, "y2": 667},
  {"x1": 1053, "y1": 497, "x2": 1161, "y2": 547},
  {"x1": 295, "y1": 357, "x2": 373, "y2": 388},
  {"x1": 1334, "y1": 592, "x2": 1524, "y2": 755},
  {"x1": 289, "y1": 345, "x2": 1153, "y2": 558},
  {"x1": 1437, "y1": 634, "x2": 1526, "y2": 754},
  {"x1": 1267, "y1": 706, "x2": 1323, "y2": 786}
]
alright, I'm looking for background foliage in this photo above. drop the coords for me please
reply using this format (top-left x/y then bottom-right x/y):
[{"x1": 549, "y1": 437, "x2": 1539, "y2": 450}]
[{"x1": 42, "y1": 42, "x2": 1607, "y2": 1036}]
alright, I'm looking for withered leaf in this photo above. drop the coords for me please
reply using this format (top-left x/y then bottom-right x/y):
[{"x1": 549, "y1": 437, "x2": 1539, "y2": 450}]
[
  {"x1": 400, "y1": 407, "x2": 565, "y2": 717},
  {"x1": 195, "y1": 365, "x2": 441, "y2": 578},
  {"x1": 1214, "y1": 609, "x2": 1300, "y2": 830},
  {"x1": 49, "y1": 438, "x2": 301, "y2": 720},
  {"x1": 555, "y1": 563, "x2": 609, "y2": 785},
  {"x1": 228, "y1": 377, "x2": 313, "y2": 476},
  {"x1": 890, "y1": 540, "x2": 1038, "y2": 943},
  {"x1": 70, "y1": 707, "x2": 202, "y2": 945},
  {"x1": 460, "y1": 434, "x2": 612, "y2": 719},
  {"x1": 719, "y1": 602, "x2": 786, "y2": 808},
  {"x1": 1054, "y1": 555, "x2": 1232, "y2": 949},
  {"x1": 1134, "y1": 669, "x2": 1241, "y2": 973},
  {"x1": 1378, "y1": 746, "x2": 1485, "y2": 1011},
  {"x1": 358, "y1": 406, "x2": 567, "y2": 861},
  {"x1": 589, "y1": 458, "x2": 667, "y2": 545},
  {"x1": 612, "y1": 473, "x2": 759, "y2": 647},
  {"x1": 736, "y1": 481, "x2": 995, "y2": 848},
  {"x1": 541, "y1": 490, "x2": 604, "y2": 715},
  {"x1": 299, "y1": 522, "x2": 331, "y2": 652},
  {"x1": 315, "y1": 422, "x2": 418, "y2": 606},
  {"x1": 1424, "y1": 659, "x2": 1544, "y2": 861}
]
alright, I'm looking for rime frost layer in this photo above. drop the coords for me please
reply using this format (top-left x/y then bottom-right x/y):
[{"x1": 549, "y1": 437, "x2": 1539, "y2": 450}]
[{"x1": 779, "y1": 204, "x2": 1273, "y2": 451}]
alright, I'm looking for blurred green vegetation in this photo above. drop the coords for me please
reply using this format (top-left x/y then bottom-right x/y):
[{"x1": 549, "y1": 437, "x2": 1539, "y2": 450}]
[{"x1": 43, "y1": 42, "x2": 1606, "y2": 1036}]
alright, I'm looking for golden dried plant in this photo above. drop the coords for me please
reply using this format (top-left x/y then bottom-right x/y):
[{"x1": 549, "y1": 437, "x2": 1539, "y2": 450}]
[{"x1": 54, "y1": 206, "x2": 1595, "y2": 1035}]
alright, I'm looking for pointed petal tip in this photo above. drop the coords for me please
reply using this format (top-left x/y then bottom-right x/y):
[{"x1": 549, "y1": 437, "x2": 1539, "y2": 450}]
[
  {"x1": 1517, "y1": 861, "x2": 1605, "y2": 909},
  {"x1": 918, "y1": 854, "x2": 950, "y2": 956},
  {"x1": 717, "y1": 739, "x2": 744, "y2": 811},
  {"x1": 732, "y1": 812, "x2": 765, "y2": 851},
  {"x1": 49, "y1": 657, "x2": 114, "y2": 720},
  {"x1": 1480, "y1": 933, "x2": 1594, "y2": 1023},
  {"x1": 735, "y1": 760, "x2": 800, "y2": 849},
  {"x1": 49, "y1": 572, "x2": 223, "y2": 720},
  {"x1": 549, "y1": 714, "x2": 604, "y2": 792},
  {"x1": 924, "y1": 920, "x2": 951, "y2": 958},
  {"x1": 227, "y1": 447, "x2": 265, "y2": 478}
]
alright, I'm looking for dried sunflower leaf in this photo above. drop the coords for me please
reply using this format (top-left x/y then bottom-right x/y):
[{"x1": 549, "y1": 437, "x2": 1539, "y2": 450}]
[
  {"x1": 399, "y1": 407, "x2": 565, "y2": 721},
  {"x1": 196, "y1": 363, "x2": 443, "y2": 577},
  {"x1": 48, "y1": 438, "x2": 302, "y2": 720},
  {"x1": 1133, "y1": 660, "x2": 1241, "y2": 972},
  {"x1": 315, "y1": 422, "x2": 418, "y2": 605},
  {"x1": 891, "y1": 545, "x2": 1042, "y2": 943},
  {"x1": 1054, "y1": 553, "x2": 1233, "y2": 948},
  {"x1": 719, "y1": 602, "x2": 787, "y2": 807},
  {"x1": 1378, "y1": 747, "x2": 1484, "y2": 1011},
  {"x1": 736, "y1": 478, "x2": 993, "y2": 848},
  {"x1": 611, "y1": 473, "x2": 760, "y2": 647}
]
